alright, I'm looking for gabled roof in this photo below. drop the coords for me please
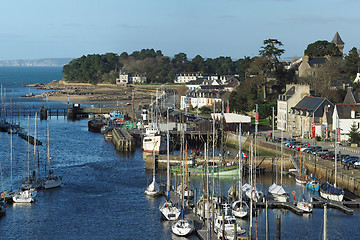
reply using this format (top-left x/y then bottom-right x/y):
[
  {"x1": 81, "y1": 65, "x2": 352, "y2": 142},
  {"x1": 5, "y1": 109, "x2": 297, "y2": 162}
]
[
  {"x1": 187, "y1": 78, "x2": 204, "y2": 85},
  {"x1": 284, "y1": 86, "x2": 295, "y2": 97},
  {"x1": 343, "y1": 87, "x2": 357, "y2": 104},
  {"x1": 308, "y1": 58, "x2": 327, "y2": 67},
  {"x1": 293, "y1": 96, "x2": 327, "y2": 111},
  {"x1": 336, "y1": 104, "x2": 360, "y2": 119},
  {"x1": 331, "y1": 32, "x2": 344, "y2": 45}
]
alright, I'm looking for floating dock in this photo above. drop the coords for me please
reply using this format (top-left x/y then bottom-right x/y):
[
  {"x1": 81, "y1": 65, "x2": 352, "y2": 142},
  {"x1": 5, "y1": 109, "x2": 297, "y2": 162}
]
[{"x1": 111, "y1": 129, "x2": 134, "y2": 152}]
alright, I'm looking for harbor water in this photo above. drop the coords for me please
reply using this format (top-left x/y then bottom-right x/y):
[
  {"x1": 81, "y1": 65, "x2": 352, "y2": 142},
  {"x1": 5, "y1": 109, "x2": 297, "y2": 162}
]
[{"x1": 0, "y1": 67, "x2": 360, "y2": 239}]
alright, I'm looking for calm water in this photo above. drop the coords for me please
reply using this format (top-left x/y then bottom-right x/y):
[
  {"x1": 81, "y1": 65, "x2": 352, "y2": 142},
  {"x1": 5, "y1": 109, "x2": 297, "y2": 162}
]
[{"x1": 0, "y1": 67, "x2": 360, "y2": 239}]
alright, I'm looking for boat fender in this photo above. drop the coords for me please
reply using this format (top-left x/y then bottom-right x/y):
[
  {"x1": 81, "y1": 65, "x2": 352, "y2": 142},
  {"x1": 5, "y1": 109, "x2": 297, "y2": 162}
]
[{"x1": 292, "y1": 191, "x2": 296, "y2": 195}]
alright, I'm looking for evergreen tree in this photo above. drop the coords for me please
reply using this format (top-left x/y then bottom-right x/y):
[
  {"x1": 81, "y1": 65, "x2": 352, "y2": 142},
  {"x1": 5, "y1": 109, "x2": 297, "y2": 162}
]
[{"x1": 349, "y1": 122, "x2": 360, "y2": 144}]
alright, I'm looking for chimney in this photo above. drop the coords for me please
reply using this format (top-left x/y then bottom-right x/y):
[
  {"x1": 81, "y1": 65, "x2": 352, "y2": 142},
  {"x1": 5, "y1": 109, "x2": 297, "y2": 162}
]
[{"x1": 351, "y1": 109, "x2": 355, "y2": 118}]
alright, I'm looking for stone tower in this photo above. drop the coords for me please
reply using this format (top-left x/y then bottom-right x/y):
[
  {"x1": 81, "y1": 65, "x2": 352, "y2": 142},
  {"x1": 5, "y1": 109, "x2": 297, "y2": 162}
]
[{"x1": 331, "y1": 32, "x2": 345, "y2": 55}]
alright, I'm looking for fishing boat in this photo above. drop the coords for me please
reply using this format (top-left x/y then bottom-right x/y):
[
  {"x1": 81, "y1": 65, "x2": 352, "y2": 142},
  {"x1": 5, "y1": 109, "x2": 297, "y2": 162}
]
[
  {"x1": 142, "y1": 132, "x2": 166, "y2": 154},
  {"x1": 214, "y1": 204, "x2": 246, "y2": 239},
  {"x1": 104, "y1": 131, "x2": 113, "y2": 141},
  {"x1": 306, "y1": 179, "x2": 320, "y2": 191},
  {"x1": 12, "y1": 189, "x2": 37, "y2": 203},
  {"x1": 88, "y1": 119, "x2": 106, "y2": 133},
  {"x1": 319, "y1": 182, "x2": 344, "y2": 201},
  {"x1": 268, "y1": 183, "x2": 289, "y2": 202}
]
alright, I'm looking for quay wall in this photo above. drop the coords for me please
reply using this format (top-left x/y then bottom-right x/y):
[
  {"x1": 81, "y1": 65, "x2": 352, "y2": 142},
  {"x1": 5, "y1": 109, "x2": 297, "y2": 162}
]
[{"x1": 111, "y1": 129, "x2": 135, "y2": 152}]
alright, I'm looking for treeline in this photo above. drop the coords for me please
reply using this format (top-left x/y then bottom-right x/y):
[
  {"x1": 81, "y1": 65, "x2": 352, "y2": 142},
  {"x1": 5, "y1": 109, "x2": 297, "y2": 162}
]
[{"x1": 62, "y1": 49, "x2": 252, "y2": 84}]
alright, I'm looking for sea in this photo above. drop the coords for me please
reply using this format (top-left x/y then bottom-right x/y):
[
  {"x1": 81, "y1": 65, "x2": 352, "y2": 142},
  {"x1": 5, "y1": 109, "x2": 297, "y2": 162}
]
[{"x1": 0, "y1": 66, "x2": 360, "y2": 239}]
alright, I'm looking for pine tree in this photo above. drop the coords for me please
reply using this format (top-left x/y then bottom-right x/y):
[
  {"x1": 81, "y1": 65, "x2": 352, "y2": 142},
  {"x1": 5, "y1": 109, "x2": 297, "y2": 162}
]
[{"x1": 349, "y1": 122, "x2": 360, "y2": 144}]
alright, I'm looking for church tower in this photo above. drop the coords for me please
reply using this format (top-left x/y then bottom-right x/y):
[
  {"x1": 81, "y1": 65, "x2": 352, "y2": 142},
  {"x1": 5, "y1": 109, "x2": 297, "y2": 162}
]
[{"x1": 331, "y1": 32, "x2": 345, "y2": 55}]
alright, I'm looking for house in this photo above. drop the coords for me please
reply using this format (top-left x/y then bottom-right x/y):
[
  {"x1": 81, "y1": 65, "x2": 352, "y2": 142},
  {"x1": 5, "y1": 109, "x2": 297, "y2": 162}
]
[
  {"x1": 333, "y1": 104, "x2": 360, "y2": 141},
  {"x1": 174, "y1": 72, "x2": 203, "y2": 84},
  {"x1": 180, "y1": 90, "x2": 226, "y2": 110},
  {"x1": 353, "y1": 73, "x2": 360, "y2": 83},
  {"x1": 116, "y1": 68, "x2": 146, "y2": 84},
  {"x1": 186, "y1": 79, "x2": 204, "y2": 90},
  {"x1": 290, "y1": 96, "x2": 334, "y2": 138},
  {"x1": 211, "y1": 113, "x2": 251, "y2": 132},
  {"x1": 277, "y1": 84, "x2": 310, "y2": 131},
  {"x1": 298, "y1": 32, "x2": 345, "y2": 77},
  {"x1": 298, "y1": 56, "x2": 328, "y2": 77}
]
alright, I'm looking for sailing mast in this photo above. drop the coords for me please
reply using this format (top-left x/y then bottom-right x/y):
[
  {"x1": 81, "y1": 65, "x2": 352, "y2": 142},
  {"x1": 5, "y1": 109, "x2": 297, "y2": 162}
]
[
  {"x1": 238, "y1": 123, "x2": 242, "y2": 203},
  {"x1": 166, "y1": 108, "x2": 170, "y2": 194}
]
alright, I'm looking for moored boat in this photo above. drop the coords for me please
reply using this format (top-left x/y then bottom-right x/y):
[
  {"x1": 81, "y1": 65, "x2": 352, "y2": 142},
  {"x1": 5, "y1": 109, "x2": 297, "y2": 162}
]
[
  {"x1": 319, "y1": 182, "x2": 344, "y2": 201},
  {"x1": 171, "y1": 218, "x2": 194, "y2": 236},
  {"x1": 268, "y1": 183, "x2": 289, "y2": 202},
  {"x1": 0, "y1": 200, "x2": 6, "y2": 216},
  {"x1": 88, "y1": 119, "x2": 106, "y2": 133},
  {"x1": 306, "y1": 179, "x2": 320, "y2": 191},
  {"x1": 159, "y1": 200, "x2": 181, "y2": 221},
  {"x1": 296, "y1": 200, "x2": 313, "y2": 213},
  {"x1": 12, "y1": 189, "x2": 37, "y2": 203},
  {"x1": 170, "y1": 164, "x2": 237, "y2": 176}
]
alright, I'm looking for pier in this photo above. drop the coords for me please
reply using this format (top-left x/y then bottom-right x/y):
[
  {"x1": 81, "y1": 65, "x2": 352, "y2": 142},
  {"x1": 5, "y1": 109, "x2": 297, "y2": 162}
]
[{"x1": 111, "y1": 129, "x2": 134, "y2": 152}]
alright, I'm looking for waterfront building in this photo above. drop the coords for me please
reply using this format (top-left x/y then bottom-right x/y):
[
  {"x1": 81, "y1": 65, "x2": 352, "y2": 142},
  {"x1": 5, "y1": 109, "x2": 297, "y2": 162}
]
[
  {"x1": 116, "y1": 67, "x2": 146, "y2": 84},
  {"x1": 333, "y1": 104, "x2": 360, "y2": 141},
  {"x1": 290, "y1": 96, "x2": 334, "y2": 138},
  {"x1": 277, "y1": 84, "x2": 310, "y2": 132},
  {"x1": 211, "y1": 113, "x2": 251, "y2": 132},
  {"x1": 180, "y1": 90, "x2": 226, "y2": 110},
  {"x1": 174, "y1": 72, "x2": 203, "y2": 84}
]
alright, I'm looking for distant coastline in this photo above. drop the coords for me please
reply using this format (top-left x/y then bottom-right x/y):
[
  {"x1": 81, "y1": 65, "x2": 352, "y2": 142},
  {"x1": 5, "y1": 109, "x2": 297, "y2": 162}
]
[{"x1": 0, "y1": 58, "x2": 72, "y2": 67}]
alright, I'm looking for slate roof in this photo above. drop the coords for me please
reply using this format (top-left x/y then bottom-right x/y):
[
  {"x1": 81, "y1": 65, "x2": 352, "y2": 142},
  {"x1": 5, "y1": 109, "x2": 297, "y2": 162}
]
[
  {"x1": 293, "y1": 96, "x2": 326, "y2": 111},
  {"x1": 331, "y1": 32, "x2": 344, "y2": 45},
  {"x1": 336, "y1": 104, "x2": 360, "y2": 119},
  {"x1": 308, "y1": 58, "x2": 327, "y2": 67},
  {"x1": 284, "y1": 86, "x2": 295, "y2": 97},
  {"x1": 187, "y1": 78, "x2": 205, "y2": 85},
  {"x1": 343, "y1": 87, "x2": 357, "y2": 104}
]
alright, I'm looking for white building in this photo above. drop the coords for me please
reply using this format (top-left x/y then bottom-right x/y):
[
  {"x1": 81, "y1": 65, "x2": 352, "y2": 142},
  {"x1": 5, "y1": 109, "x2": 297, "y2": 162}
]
[
  {"x1": 116, "y1": 68, "x2": 146, "y2": 84},
  {"x1": 174, "y1": 72, "x2": 203, "y2": 84},
  {"x1": 333, "y1": 104, "x2": 360, "y2": 141}
]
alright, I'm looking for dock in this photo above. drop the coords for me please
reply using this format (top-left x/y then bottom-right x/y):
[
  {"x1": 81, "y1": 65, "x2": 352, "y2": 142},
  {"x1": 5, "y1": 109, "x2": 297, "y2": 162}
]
[
  {"x1": 311, "y1": 195, "x2": 354, "y2": 215},
  {"x1": 111, "y1": 129, "x2": 134, "y2": 152}
]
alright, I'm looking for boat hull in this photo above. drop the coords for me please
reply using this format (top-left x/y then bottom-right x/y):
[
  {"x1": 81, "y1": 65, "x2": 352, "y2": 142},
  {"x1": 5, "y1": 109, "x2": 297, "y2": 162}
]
[
  {"x1": 319, "y1": 190, "x2": 344, "y2": 201},
  {"x1": 159, "y1": 202, "x2": 181, "y2": 221},
  {"x1": 319, "y1": 183, "x2": 344, "y2": 201},
  {"x1": 43, "y1": 177, "x2": 62, "y2": 189},
  {"x1": 171, "y1": 219, "x2": 194, "y2": 236}
]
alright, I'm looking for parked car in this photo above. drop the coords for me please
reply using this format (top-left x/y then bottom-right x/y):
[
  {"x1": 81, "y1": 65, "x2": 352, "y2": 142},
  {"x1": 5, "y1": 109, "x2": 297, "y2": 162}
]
[
  {"x1": 342, "y1": 156, "x2": 360, "y2": 165},
  {"x1": 321, "y1": 152, "x2": 335, "y2": 159},
  {"x1": 353, "y1": 160, "x2": 360, "y2": 168},
  {"x1": 309, "y1": 146, "x2": 322, "y2": 154},
  {"x1": 314, "y1": 149, "x2": 328, "y2": 156}
]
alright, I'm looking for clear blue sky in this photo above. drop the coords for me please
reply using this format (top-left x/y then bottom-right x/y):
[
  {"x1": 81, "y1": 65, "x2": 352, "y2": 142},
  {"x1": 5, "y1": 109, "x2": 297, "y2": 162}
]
[{"x1": 0, "y1": 0, "x2": 359, "y2": 60}]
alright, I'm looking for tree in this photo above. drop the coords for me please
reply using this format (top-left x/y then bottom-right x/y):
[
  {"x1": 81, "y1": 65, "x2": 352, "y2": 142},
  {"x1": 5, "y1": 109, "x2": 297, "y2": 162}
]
[
  {"x1": 349, "y1": 122, "x2": 360, "y2": 144},
  {"x1": 199, "y1": 106, "x2": 212, "y2": 115},
  {"x1": 257, "y1": 39, "x2": 285, "y2": 100},
  {"x1": 304, "y1": 40, "x2": 341, "y2": 57},
  {"x1": 342, "y1": 47, "x2": 360, "y2": 76}
]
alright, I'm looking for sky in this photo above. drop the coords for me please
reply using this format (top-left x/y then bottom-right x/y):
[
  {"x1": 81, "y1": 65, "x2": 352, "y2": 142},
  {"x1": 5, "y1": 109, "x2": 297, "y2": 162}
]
[{"x1": 0, "y1": 0, "x2": 359, "y2": 61}]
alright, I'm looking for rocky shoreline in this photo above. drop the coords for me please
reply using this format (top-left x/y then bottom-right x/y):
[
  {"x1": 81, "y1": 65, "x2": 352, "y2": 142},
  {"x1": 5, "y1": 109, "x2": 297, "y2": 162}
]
[{"x1": 25, "y1": 80, "x2": 181, "y2": 105}]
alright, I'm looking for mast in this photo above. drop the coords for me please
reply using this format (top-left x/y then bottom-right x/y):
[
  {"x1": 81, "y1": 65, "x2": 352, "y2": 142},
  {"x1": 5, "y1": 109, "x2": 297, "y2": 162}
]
[
  {"x1": 10, "y1": 128, "x2": 13, "y2": 191},
  {"x1": 166, "y1": 108, "x2": 170, "y2": 193},
  {"x1": 211, "y1": 102, "x2": 216, "y2": 231},
  {"x1": 281, "y1": 129, "x2": 283, "y2": 185},
  {"x1": 27, "y1": 116, "x2": 30, "y2": 183},
  {"x1": 249, "y1": 140, "x2": 253, "y2": 239},
  {"x1": 238, "y1": 123, "x2": 242, "y2": 203},
  {"x1": 335, "y1": 114, "x2": 339, "y2": 187},
  {"x1": 33, "y1": 111, "x2": 37, "y2": 179},
  {"x1": 47, "y1": 110, "x2": 51, "y2": 177}
]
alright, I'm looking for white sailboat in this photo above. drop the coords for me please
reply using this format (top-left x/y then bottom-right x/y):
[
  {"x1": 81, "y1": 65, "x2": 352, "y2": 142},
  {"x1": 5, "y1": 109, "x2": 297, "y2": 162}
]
[
  {"x1": 43, "y1": 111, "x2": 62, "y2": 189},
  {"x1": 268, "y1": 183, "x2": 289, "y2": 202},
  {"x1": 172, "y1": 124, "x2": 194, "y2": 236},
  {"x1": 12, "y1": 188, "x2": 37, "y2": 203},
  {"x1": 296, "y1": 200, "x2": 313, "y2": 213},
  {"x1": 145, "y1": 139, "x2": 162, "y2": 196},
  {"x1": 233, "y1": 123, "x2": 249, "y2": 218},
  {"x1": 159, "y1": 109, "x2": 181, "y2": 220}
]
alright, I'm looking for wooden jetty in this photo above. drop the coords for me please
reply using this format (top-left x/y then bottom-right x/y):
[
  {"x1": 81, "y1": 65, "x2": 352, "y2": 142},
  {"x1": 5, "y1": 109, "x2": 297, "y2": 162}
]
[
  {"x1": 311, "y1": 195, "x2": 354, "y2": 215},
  {"x1": 111, "y1": 129, "x2": 134, "y2": 152}
]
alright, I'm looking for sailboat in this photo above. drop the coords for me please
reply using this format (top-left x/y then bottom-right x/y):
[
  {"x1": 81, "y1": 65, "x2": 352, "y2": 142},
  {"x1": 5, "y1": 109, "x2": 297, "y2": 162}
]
[
  {"x1": 232, "y1": 123, "x2": 249, "y2": 218},
  {"x1": 1, "y1": 128, "x2": 16, "y2": 202},
  {"x1": 12, "y1": 188, "x2": 37, "y2": 203},
  {"x1": 171, "y1": 154, "x2": 194, "y2": 236},
  {"x1": 269, "y1": 130, "x2": 289, "y2": 202},
  {"x1": 319, "y1": 115, "x2": 344, "y2": 201},
  {"x1": 145, "y1": 140, "x2": 162, "y2": 196},
  {"x1": 43, "y1": 111, "x2": 62, "y2": 189},
  {"x1": 159, "y1": 109, "x2": 181, "y2": 220},
  {"x1": 214, "y1": 203, "x2": 246, "y2": 239},
  {"x1": 295, "y1": 145, "x2": 307, "y2": 184}
]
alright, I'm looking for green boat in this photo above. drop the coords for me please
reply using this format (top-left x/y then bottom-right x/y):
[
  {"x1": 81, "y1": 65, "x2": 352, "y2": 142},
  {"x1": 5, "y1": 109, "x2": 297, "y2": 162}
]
[{"x1": 170, "y1": 164, "x2": 237, "y2": 176}]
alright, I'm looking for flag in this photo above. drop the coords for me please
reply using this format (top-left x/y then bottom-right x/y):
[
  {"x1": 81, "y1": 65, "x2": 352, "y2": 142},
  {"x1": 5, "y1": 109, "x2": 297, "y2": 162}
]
[{"x1": 241, "y1": 152, "x2": 247, "y2": 158}]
